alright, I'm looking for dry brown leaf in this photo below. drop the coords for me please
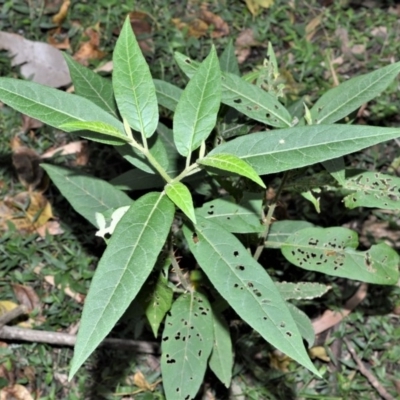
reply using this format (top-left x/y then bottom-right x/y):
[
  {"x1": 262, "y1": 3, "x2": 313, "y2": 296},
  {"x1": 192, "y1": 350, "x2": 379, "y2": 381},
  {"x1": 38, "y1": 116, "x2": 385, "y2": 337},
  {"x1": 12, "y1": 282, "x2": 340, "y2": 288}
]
[
  {"x1": 11, "y1": 285, "x2": 41, "y2": 313},
  {"x1": 245, "y1": 0, "x2": 274, "y2": 16},
  {"x1": 235, "y1": 29, "x2": 260, "y2": 64},
  {"x1": 305, "y1": 14, "x2": 323, "y2": 41},
  {"x1": 133, "y1": 370, "x2": 153, "y2": 391},
  {"x1": 199, "y1": 8, "x2": 229, "y2": 38},
  {"x1": 12, "y1": 146, "x2": 44, "y2": 190},
  {"x1": 21, "y1": 115, "x2": 43, "y2": 132},
  {"x1": 95, "y1": 60, "x2": 113, "y2": 73},
  {"x1": 129, "y1": 11, "x2": 154, "y2": 54},
  {"x1": 41, "y1": 140, "x2": 89, "y2": 166},
  {"x1": 0, "y1": 384, "x2": 34, "y2": 400},
  {"x1": 0, "y1": 32, "x2": 71, "y2": 87},
  {"x1": 269, "y1": 350, "x2": 291, "y2": 372},
  {"x1": 47, "y1": 27, "x2": 71, "y2": 50},
  {"x1": 36, "y1": 220, "x2": 64, "y2": 237},
  {"x1": 172, "y1": 17, "x2": 209, "y2": 38},
  {"x1": 52, "y1": 0, "x2": 71, "y2": 25},
  {"x1": 73, "y1": 26, "x2": 106, "y2": 66}
]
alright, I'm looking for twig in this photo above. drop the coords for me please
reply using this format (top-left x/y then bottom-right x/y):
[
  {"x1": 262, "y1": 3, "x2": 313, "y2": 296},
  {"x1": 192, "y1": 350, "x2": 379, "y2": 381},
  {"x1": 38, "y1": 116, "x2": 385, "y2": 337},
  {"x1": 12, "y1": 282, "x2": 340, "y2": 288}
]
[
  {"x1": 169, "y1": 248, "x2": 192, "y2": 292},
  {"x1": 0, "y1": 305, "x2": 28, "y2": 328},
  {"x1": 0, "y1": 326, "x2": 159, "y2": 353},
  {"x1": 344, "y1": 337, "x2": 395, "y2": 400}
]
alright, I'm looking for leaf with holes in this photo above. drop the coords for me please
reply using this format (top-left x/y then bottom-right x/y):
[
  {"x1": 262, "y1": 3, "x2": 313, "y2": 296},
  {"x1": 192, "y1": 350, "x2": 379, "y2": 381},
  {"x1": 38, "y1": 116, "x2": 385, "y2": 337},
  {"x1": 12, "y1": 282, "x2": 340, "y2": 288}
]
[
  {"x1": 143, "y1": 272, "x2": 174, "y2": 338},
  {"x1": 276, "y1": 282, "x2": 331, "y2": 301},
  {"x1": 64, "y1": 53, "x2": 118, "y2": 117},
  {"x1": 265, "y1": 220, "x2": 315, "y2": 249},
  {"x1": 343, "y1": 170, "x2": 400, "y2": 210},
  {"x1": 161, "y1": 291, "x2": 213, "y2": 400},
  {"x1": 173, "y1": 47, "x2": 221, "y2": 157},
  {"x1": 0, "y1": 78, "x2": 125, "y2": 135},
  {"x1": 310, "y1": 62, "x2": 400, "y2": 124},
  {"x1": 113, "y1": 17, "x2": 158, "y2": 138},
  {"x1": 286, "y1": 303, "x2": 315, "y2": 348},
  {"x1": 209, "y1": 125, "x2": 400, "y2": 175},
  {"x1": 196, "y1": 194, "x2": 263, "y2": 234},
  {"x1": 41, "y1": 164, "x2": 132, "y2": 228},
  {"x1": 60, "y1": 121, "x2": 130, "y2": 145},
  {"x1": 208, "y1": 308, "x2": 233, "y2": 387},
  {"x1": 174, "y1": 51, "x2": 292, "y2": 128},
  {"x1": 183, "y1": 216, "x2": 320, "y2": 376},
  {"x1": 198, "y1": 153, "x2": 266, "y2": 188},
  {"x1": 165, "y1": 182, "x2": 196, "y2": 224},
  {"x1": 281, "y1": 227, "x2": 399, "y2": 285},
  {"x1": 154, "y1": 79, "x2": 182, "y2": 112},
  {"x1": 69, "y1": 192, "x2": 174, "y2": 379}
]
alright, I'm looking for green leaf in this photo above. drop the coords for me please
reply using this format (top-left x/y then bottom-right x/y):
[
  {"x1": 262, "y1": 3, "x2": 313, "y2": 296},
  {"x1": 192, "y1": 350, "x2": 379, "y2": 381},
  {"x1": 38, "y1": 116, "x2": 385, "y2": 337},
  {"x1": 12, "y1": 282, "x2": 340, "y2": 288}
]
[
  {"x1": 0, "y1": 78, "x2": 125, "y2": 133},
  {"x1": 113, "y1": 17, "x2": 158, "y2": 138},
  {"x1": 69, "y1": 192, "x2": 174, "y2": 379},
  {"x1": 161, "y1": 292, "x2": 213, "y2": 400},
  {"x1": 165, "y1": 182, "x2": 196, "y2": 224},
  {"x1": 276, "y1": 282, "x2": 331, "y2": 301},
  {"x1": 310, "y1": 62, "x2": 400, "y2": 124},
  {"x1": 156, "y1": 122, "x2": 181, "y2": 175},
  {"x1": 343, "y1": 170, "x2": 400, "y2": 210},
  {"x1": 219, "y1": 39, "x2": 240, "y2": 76},
  {"x1": 174, "y1": 52, "x2": 292, "y2": 128},
  {"x1": 209, "y1": 124, "x2": 400, "y2": 175},
  {"x1": 286, "y1": 303, "x2": 315, "y2": 348},
  {"x1": 183, "y1": 217, "x2": 320, "y2": 376},
  {"x1": 154, "y1": 79, "x2": 182, "y2": 112},
  {"x1": 281, "y1": 227, "x2": 400, "y2": 284},
  {"x1": 143, "y1": 272, "x2": 173, "y2": 337},
  {"x1": 63, "y1": 53, "x2": 118, "y2": 117},
  {"x1": 111, "y1": 169, "x2": 167, "y2": 191},
  {"x1": 60, "y1": 121, "x2": 130, "y2": 145},
  {"x1": 265, "y1": 220, "x2": 315, "y2": 249},
  {"x1": 41, "y1": 164, "x2": 132, "y2": 227},
  {"x1": 198, "y1": 153, "x2": 266, "y2": 188},
  {"x1": 173, "y1": 47, "x2": 221, "y2": 157},
  {"x1": 208, "y1": 309, "x2": 233, "y2": 387},
  {"x1": 196, "y1": 194, "x2": 264, "y2": 233}
]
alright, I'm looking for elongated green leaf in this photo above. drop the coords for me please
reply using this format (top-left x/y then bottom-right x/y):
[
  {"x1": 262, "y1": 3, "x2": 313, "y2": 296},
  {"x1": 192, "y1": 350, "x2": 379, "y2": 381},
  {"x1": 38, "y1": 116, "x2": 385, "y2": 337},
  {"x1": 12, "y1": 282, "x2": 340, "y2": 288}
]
[
  {"x1": 165, "y1": 182, "x2": 196, "y2": 224},
  {"x1": 60, "y1": 121, "x2": 130, "y2": 145},
  {"x1": 154, "y1": 79, "x2": 182, "y2": 112},
  {"x1": 265, "y1": 220, "x2": 315, "y2": 249},
  {"x1": 196, "y1": 194, "x2": 263, "y2": 233},
  {"x1": 276, "y1": 282, "x2": 331, "y2": 301},
  {"x1": 183, "y1": 217, "x2": 320, "y2": 376},
  {"x1": 310, "y1": 62, "x2": 400, "y2": 124},
  {"x1": 156, "y1": 122, "x2": 181, "y2": 175},
  {"x1": 286, "y1": 303, "x2": 315, "y2": 348},
  {"x1": 209, "y1": 309, "x2": 233, "y2": 387},
  {"x1": 210, "y1": 124, "x2": 400, "y2": 175},
  {"x1": 281, "y1": 227, "x2": 400, "y2": 284},
  {"x1": 111, "y1": 169, "x2": 166, "y2": 191},
  {"x1": 64, "y1": 54, "x2": 118, "y2": 117},
  {"x1": 0, "y1": 78, "x2": 125, "y2": 133},
  {"x1": 41, "y1": 164, "x2": 132, "y2": 227},
  {"x1": 142, "y1": 272, "x2": 173, "y2": 337},
  {"x1": 198, "y1": 153, "x2": 266, "y2": 188},
  {"x1": 69, "y1": 192, "x2": 174, "y2": 379},
  {"x1": 161, "y1": 292, "x2": 213, "y2": 400},
  {"x1": 219, "y1": 40, "x2": 240, "y2": 76},
  {"x1": 173, "y1": 47, "x2": 221, "y2": 156},
  {"x1": 113, "y1": 17, "x2": 158, "y2": 138},
  {"x1": 174, "y1": 52, "x2": 292, "y2": 128},
  {"x1": 343, "y1": 170, "x2": 400, "y2": 210}
]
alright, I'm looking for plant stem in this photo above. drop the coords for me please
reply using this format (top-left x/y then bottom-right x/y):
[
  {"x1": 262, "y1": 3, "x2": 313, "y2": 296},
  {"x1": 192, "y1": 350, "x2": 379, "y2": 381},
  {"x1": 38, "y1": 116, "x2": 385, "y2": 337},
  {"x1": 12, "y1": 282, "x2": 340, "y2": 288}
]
[
  {"x1": 173, "y1": 163, "x2": 201, "y2": 183},
  {"x1": 253, "y1": 171, "x2": 289, "y2": 261},
  {"x1": 143, "y1": 149, "x2": 172, "y2": 183}
]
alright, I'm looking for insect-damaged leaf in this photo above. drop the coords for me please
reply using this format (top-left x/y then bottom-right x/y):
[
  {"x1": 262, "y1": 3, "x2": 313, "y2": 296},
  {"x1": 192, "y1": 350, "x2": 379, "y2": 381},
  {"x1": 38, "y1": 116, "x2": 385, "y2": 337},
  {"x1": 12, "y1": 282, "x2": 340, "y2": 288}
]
[
  {"x1": 342, "y1": 170, "x2": 400, "y2": 210},
  {"x1": 286, "y1": 303, "x2": 315, "y2": 349},
  {"x1": 281, "y1": 227, "x2": 399, "y2": 285},
  {"x1": 161, "y1": 292, "x2": 213, "y2": 400},
  {"x1": 183, "y1": 216, "x2": 320, "y2": 376},
  {"x1": 276, "y1": 282, "x2": 331, "y2": 301},
  {"x1": 69, "y1": 192, "x2": 174, "y2": 379},
  {"x1": 113, "y1": 17, "x2": 158, "y2": 138}
]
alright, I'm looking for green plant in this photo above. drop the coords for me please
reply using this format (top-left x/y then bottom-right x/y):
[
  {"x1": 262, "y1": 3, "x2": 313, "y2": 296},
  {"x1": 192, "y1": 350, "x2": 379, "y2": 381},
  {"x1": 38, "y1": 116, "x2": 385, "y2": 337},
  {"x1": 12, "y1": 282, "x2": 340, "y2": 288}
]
[{"x1": 1, "y1": 16, "x2": 400, "y2": 399}]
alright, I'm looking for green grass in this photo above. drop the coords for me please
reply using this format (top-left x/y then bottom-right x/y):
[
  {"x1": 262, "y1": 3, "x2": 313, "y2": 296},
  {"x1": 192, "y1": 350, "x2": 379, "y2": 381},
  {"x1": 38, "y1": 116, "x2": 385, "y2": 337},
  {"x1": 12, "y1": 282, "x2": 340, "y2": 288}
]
[{"x1": 1, "y1": 0, "x2": 400, "y2": 398}]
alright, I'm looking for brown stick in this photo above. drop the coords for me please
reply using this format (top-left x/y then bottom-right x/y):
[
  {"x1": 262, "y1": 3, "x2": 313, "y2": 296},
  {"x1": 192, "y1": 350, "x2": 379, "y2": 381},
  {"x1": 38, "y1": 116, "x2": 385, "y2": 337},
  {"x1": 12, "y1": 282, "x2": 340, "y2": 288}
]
[
  {"x1": 344, "y1": 337, "x2": 395, "y2": 400},
  {"x1": 0, "y1": 305, "x2": 28, "y2": 329},
  {"x1": 0, "y1": 325, "x2": 159, "y2": 354}
]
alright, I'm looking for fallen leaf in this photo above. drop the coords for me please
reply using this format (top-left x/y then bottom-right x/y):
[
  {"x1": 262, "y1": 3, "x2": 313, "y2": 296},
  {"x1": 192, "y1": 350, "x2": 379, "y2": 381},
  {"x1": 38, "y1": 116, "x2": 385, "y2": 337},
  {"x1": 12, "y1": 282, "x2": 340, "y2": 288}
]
[
  {"x1": 235, "y1": 28, "x2": 260, "y2": 64},
  {"x1": 21, "y1": 115, "x2": 43, "y2": 132},
  {"x1": 36, "y1": 220, "x2": 64, "y2": 237},
  {"x1": 41, "y1": 140, "x2": 89, "y2": 166},
  {"x1": 172, "y1": 17, "x2": 209, "y2": 38},
  {"x1": 245, "y1": 0, "x2": 275, "y2": 16},
  {"x1": 269, "y1": 349, "x2": 291, "y2": 372},
  {"x1": 305, "y1": 14, "x2": 323, "y2": 41},
  {"x1": 199, "y1": 7, "x2": 229, "y2": 38},
  {"x1": 0, "y1": 301, "x2": 19, "y2": 316},
  {"x1": 52, "y1": 0, "x2": 70, "y2": 25},
  {"x1": 12, "y1": 146, "x2": 45, "y2": 190},
  {"x1": 308, "y1": 346, "x2": 330, "y2": 362},
  {"x1": 73, "y1": 26, "x2": 106, "y2": 66},
  {"x1": 129, "y1": 11, "x2": 154, "y2": 54},
  {"x1": 95, "y1": 60, "x2": 113, "y2": 73},
  {"x1": 0, "y1": 384, "x2": 34, "y2": 400},
  {"x1": 12, "y1": 285, "x2": 41, "y2": 313},
  {"x1": 370, "y1": 26, "x2": 388, "y2": 39},
  {"x1": 47, "y1": 28, "x2": 71, "y2": 50},
  {"x1": 0, "y1": 32, "x2": 71, "y2": 87}
]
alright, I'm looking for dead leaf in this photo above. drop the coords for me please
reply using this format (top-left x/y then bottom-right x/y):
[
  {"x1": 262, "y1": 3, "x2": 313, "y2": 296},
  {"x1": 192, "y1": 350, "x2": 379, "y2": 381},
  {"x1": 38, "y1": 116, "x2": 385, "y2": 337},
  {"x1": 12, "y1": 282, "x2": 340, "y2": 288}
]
[
  {"x1": 12, "y1": 285, "x2": 41, "y2": 313},
  {"x1": 129, "y1": 11, "x2": 154, "y2": 54},
  {"x1": 235, "y1": 29, "x2": 260, "y2": 64},
  {"x1": 0, "y1": 384, "x2": 34, "y2": 400},
  {"x1": 370, "y1": 26, "x2": 388, "y2": 39},
  {"x1": 47, "y1": 28, "x2": 71, "y2": 50},
  {"x1": 36, "y1": 220, "x2": 64, "y2": 237},
  {"x1": 21, "y1": 115, "x2": 43, "y2": 132},
  {"x1": 0, "y1": 301, "x2": 19, "y2": 316},
  {"x1": 305, "y1": 14, "x2": 323, "y2": 41},
  {"x1": 52, "y1": 0, "x2": 70, "y2": 25},
  {"x1": 244, "y1": 0, "x2": 275, "y2": 16},
  {"x1": 132, "y1": 370, "x2": 160, "y2": 392},
  {"x1": 269, "y1": 349, "x2": 291, "y2": 372},
  {"x1": 0, "y1": 32, "x2": 71, "y2": 87},
  {"x1": 95, "y1": 60, "x2": 113, "y2": 73},
  {"x1": 199, "y1": 7, "x2": 229, "y2": 38},
  {"x1": 41, "y1": 140, "x2": 89, "y2": 166},
  {"x1": 73, "y1": 26, "x2": 106, "y2": 66},
  {"x1": 308, "y1": 346, "x2": 330, "y2": 362},
  {"x1": 12, "y1": 146, "x2": 45, "y2": 190},
  {"x1": 172, "y1": 17, "x2": 209, "y2": 38}
]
